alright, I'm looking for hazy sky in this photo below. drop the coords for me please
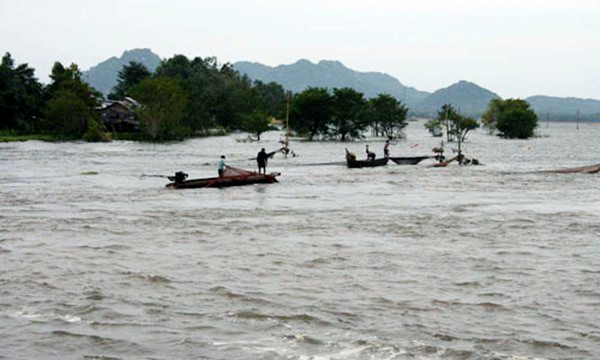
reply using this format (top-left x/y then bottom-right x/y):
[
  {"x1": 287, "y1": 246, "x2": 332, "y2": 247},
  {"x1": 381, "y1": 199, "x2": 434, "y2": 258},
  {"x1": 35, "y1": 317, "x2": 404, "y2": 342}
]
[{"x1": 1, "y1": 0, "x2": 599, "y2": 99}]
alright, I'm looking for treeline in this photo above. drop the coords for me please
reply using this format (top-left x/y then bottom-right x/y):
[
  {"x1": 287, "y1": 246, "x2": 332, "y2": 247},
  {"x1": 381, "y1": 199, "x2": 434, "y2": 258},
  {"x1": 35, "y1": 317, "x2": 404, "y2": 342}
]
[
  {"x1": 109, "y1": 56, "x2": 410, "y2": 141},
  {"x1": 1, "y1": 52, "x2": 409, "y2": 142},
  {"x1": 0, "y1": 52, "x2": 106, "y2": 140},
  {"x1": 291, "y1": 88, "x2": 408, "y2": 141},
  {"x1": 1, "y1": 51, "x2": 537, "y2": 142}
]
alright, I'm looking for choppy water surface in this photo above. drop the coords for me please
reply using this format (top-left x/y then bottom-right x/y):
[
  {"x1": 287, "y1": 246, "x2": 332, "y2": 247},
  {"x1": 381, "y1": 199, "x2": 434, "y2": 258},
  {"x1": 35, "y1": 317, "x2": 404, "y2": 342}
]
[{"x1": 1, "y1": 121, "x2": 599, "y2": 360}]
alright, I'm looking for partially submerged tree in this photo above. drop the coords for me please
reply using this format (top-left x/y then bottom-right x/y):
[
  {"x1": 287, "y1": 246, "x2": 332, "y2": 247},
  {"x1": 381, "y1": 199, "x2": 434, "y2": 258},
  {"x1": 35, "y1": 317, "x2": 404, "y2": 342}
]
[
  {"x1": 482, "y1": 98, "x2": 537, "y2": 139},
  {"x1": 290, "y1": 87, "x2": 332, "y2": 140},
  {"x1": 367, "y1": 94, "x2": 408, "y2": 139},
  {"x1": 241, "y1": 110, "x2": 273, "y2": 141},
  {"x1": 330, "y1": 87, "x2": 367, "y2": 141}
]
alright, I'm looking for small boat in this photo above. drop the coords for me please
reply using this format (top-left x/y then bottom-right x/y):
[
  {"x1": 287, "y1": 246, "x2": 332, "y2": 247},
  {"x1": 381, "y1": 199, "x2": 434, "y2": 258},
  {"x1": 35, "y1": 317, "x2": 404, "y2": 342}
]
[
  {"x1": 345, "y1": 148, "x2": 389, "y2": 168},
  {"x1": 346, "y1": 157, "x2": 389, "y2": 168},
  {"x1": 389, "y1": 156, "x2": 432, "y2": 165},
  {"x1": 166, "y1": 167, "x2": 279, "y2": 189}
]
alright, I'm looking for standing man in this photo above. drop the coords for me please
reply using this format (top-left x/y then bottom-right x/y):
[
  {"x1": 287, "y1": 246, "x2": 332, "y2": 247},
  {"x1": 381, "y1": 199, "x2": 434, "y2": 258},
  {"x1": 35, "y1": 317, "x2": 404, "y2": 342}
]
[
  {"x1": 383, "y1": 140, "x2": 390, "y2": 158},
  {"x1": 217, "y1": 155, "x2": 226, "y2": 177},
  {"x1": 257, "y1": 148, "x2": 268, "y2": 174}
]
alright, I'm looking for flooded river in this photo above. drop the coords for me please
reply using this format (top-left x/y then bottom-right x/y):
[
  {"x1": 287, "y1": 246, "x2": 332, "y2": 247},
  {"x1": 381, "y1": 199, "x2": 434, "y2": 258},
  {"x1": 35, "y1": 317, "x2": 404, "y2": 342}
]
[{"x1": 1, "y1": 121, "x2": 599, "y2": 359}]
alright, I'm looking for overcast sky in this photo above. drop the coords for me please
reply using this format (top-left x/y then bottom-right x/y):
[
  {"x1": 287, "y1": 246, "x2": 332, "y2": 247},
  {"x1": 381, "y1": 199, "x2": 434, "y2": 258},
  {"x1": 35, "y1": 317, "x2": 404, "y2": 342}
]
[{"x1": 1, "y1": 0, "x2": 599, "y2": 99}]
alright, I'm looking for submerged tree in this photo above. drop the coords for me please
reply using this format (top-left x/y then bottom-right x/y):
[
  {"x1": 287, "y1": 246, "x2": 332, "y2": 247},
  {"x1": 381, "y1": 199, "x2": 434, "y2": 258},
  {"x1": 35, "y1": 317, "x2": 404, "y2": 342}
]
[
  {"x1": 330, "y1": 87, "x2": 368, "y2": 141},
  {"x1": 482, "y1": 98, "x2": 537, "y2": 139},
  {"x1": 240, "y1": 110, "x2": 273, "y2": 141},
  {"x1": 290, "y1": 87, "x2": 332, "y2": 140},
  {"x1": 367, "y1": 94, "x2": 408, "y2": 139}
]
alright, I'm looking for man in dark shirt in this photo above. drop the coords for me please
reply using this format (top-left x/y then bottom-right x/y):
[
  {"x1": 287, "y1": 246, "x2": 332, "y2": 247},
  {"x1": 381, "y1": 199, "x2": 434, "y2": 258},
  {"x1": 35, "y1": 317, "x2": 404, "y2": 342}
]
[{"x1": 257, "y1": 148, "x2": 268, "y2": 174}]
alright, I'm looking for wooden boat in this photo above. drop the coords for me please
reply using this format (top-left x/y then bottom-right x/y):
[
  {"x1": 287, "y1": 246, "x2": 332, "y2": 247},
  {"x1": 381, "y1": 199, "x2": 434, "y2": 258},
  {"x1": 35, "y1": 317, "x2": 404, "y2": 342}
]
[
  {"x1": 540, "y1": 163, "x2": 600, "y2": 174},
  {"x1": 346, "y1": 157, "x2": 389, "y2": 168},
  {"x1": 345, "y1": 148, "x2": 389, "y2": 168},
  {"x1": 166, "y1": 167, "x2": 279, "y2": 189},
  {"x1": 389, "y1": 156, "x2": 431, "y2": 165}
]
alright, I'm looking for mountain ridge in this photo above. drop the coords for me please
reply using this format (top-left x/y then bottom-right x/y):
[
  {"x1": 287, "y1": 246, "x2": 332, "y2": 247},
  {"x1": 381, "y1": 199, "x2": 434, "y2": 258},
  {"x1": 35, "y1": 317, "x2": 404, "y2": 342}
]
[
  {"x1": 82, "y1": 48, "x2": 161, "y2": 95},
  {"x1": 81, "y1": 49, "x2": 600, "y2": 120}
]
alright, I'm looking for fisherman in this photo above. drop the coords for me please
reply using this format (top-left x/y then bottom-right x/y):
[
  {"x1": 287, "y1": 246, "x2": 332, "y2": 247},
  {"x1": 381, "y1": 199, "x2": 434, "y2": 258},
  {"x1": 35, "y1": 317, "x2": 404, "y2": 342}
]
[
  {"x1": 217, "y1": 155, "x2": 226, "y2": 177},
  {"x1": 366, "y1": 145, "x2": 376, "y2": 161},
  {"x1": 345, "y1": 148, "x2": 357, "y2": 161},
  {"x1": 257, "y1": 148, "x2": 268, "y2": 174},
  {"x1": 383, "y1": 140, "x2": 390, "y2": 158}
]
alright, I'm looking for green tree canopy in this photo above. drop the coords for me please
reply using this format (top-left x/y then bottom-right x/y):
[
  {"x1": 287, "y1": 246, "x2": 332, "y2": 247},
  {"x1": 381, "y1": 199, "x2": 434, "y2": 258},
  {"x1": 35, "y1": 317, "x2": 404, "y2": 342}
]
[
  {"x1": 331, "y1": 87, "x2": 368, "y2": 141},
  {"x1": 0, "y1": 52, "x2": 44, "y2": 132},
  {"x1": 44, "y1": 88, "x2": 96, "y2": 137},
  {"x1": 109, "y1": 61, "x2": 151, "y2": 100},
  {"x1": 367, "y1": 94, "x2": 408, "y2": 139},
  {"x1": 290, "y1": 87, "x2": 333, "y2": 140},
  {"x1": 240, "y1": 110, "x2": 273, "y2": 141},
  {"x1": 482, "y1": 98, "x2": 537, "y2": 139},
  {"x1": 129, "y1": 77, "x2": 187, "y2": 140},
  {"x1": 43, "y1": 62, "x2": 101, "y2": 136},
  {"x1": 253, "y1": 80, "x2": 286, "y2": 118}
]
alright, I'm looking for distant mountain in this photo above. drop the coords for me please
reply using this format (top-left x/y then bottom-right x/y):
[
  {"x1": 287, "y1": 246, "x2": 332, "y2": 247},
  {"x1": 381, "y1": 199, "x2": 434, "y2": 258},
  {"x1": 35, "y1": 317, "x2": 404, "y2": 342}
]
[
  {"x1": 233, "y1": 59, "x2": 430, "y2": 107},
  {"x1": 82, "y1": 50, "x2": 600, "y2": 121},
  {"x1": 82, "y1": 48, "x2": 161, "y2": 96},
  {"x1": 525, "y1": 95, "x2": 600, "y2": 121},
  {"x1": 414, "y1": 80, "x2": 500, "y2": 118}
]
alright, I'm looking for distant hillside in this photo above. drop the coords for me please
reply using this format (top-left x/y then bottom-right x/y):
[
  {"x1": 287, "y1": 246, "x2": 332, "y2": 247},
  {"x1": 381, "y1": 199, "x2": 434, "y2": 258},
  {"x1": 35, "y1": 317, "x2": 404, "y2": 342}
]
[
  {"x1": 525, "y1": 95, "x2": 600, "y2": 121},
  {"x1": 82, "y1": 50, "x2": 600, "y2": 121},
  {"x1": 414, "y1": 80, "x2": 500, "y2": 118},
  {"x1": 234, "y1": 59, "x2": 430, "y2": 107},
  {"x1": 82, "y1": 48, "x2": 161, "y2": 96}
]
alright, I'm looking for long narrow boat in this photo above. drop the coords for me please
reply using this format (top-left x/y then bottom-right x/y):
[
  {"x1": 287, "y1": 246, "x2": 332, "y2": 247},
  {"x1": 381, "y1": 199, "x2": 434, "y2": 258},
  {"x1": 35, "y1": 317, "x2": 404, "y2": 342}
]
[
  {"x1": 346, "y1": 157, "x2": 389, "y2": 168},
  {"x1": 389, "y1": 156, "x2": 432, "y2": 165},
  {"x1": 166, "y1": 167, "x2": 279, "y2": 189}
]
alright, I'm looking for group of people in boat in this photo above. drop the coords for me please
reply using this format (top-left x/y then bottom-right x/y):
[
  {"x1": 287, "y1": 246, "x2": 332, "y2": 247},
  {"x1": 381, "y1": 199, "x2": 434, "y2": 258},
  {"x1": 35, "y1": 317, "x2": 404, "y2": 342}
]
[{"x1": 355, "y1": 140, "x2": 390, "y2": 161}]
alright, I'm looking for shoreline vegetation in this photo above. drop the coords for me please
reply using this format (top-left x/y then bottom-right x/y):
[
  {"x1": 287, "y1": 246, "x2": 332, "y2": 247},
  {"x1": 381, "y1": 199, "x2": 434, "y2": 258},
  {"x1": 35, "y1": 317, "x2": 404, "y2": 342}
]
[{"x1": 2, "y1": 51, "x2": 543, "y2": 144}]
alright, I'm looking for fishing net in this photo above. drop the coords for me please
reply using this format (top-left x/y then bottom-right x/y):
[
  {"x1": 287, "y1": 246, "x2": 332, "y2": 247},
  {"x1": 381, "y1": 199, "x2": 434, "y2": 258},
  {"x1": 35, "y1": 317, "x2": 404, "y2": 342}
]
[{"x1": 223, "y1": 167, "x2": 256, "y2": 177}]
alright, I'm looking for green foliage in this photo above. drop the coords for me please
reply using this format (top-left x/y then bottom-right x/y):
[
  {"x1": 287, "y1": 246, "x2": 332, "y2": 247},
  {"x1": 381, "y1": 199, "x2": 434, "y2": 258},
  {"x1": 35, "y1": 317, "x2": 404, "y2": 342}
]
[
  {"x1": 44, "y1": 89, "x2": 96, "y2": 137},
  {"x1": 290, "y1": 87, "x2": 333, "y2": 140},
  {"x1": 331, "y1": 87, "x2": 368, "y2": 141},
  {"x1": 427, "y1": 104, "x2": 479, "y2": 143},
  {"x1": 129, "y1": 77, "x2": 187, "y2": 140},
  {"x1": 82, "y1": 119, "x2": 111, "y2": 142},
  {"x1": 253, "y1": 80, "x2": 286, "y2": 118},
  {"x1": 367, "y1": 94, "x2": 408, "y2": 139},
  {"x1": 241, "y1": 110, "x2": 273, "y2": 140},
  {"x1": 424, "y1": 118, "x2": 443, "y2": 137},
  {"x1": 154, "y1": 55, "x2": 262, "y2": 133},
  {"x1": 43, "y1": 62, "x2": 101, "y2": 137},
  {"x1": 482, "y1": 98, "x2": 538, "y2": 139},
  {"x1": 0, "y1": 52, "x2": 44, "y2": 132},
  {"x1": 109, "y1": 61, "x2": 151, "y2": 100},
  {"x1": 481, "y1": 98, "x2": 503, "y2": 131}
]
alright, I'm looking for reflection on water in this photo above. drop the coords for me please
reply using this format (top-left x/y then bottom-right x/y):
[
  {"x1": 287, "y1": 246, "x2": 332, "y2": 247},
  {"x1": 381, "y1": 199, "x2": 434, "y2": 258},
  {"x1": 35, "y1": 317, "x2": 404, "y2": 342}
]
[{"x1": 1, "y1": 121, "x2": 599, "y2": 359}]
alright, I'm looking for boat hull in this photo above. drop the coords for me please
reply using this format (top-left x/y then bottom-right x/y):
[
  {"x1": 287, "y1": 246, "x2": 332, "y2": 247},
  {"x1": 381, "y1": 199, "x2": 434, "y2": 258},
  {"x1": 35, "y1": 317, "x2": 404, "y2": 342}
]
[
  {"x1": 389, "y1": 156, "x2": 431, "y2": 165},
  {"x1": 346, "y1": 158, "x2": 389, "y2": 168},
  {"x1": 166, "y1": 173, "x2": 279, "y2": 189}
]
